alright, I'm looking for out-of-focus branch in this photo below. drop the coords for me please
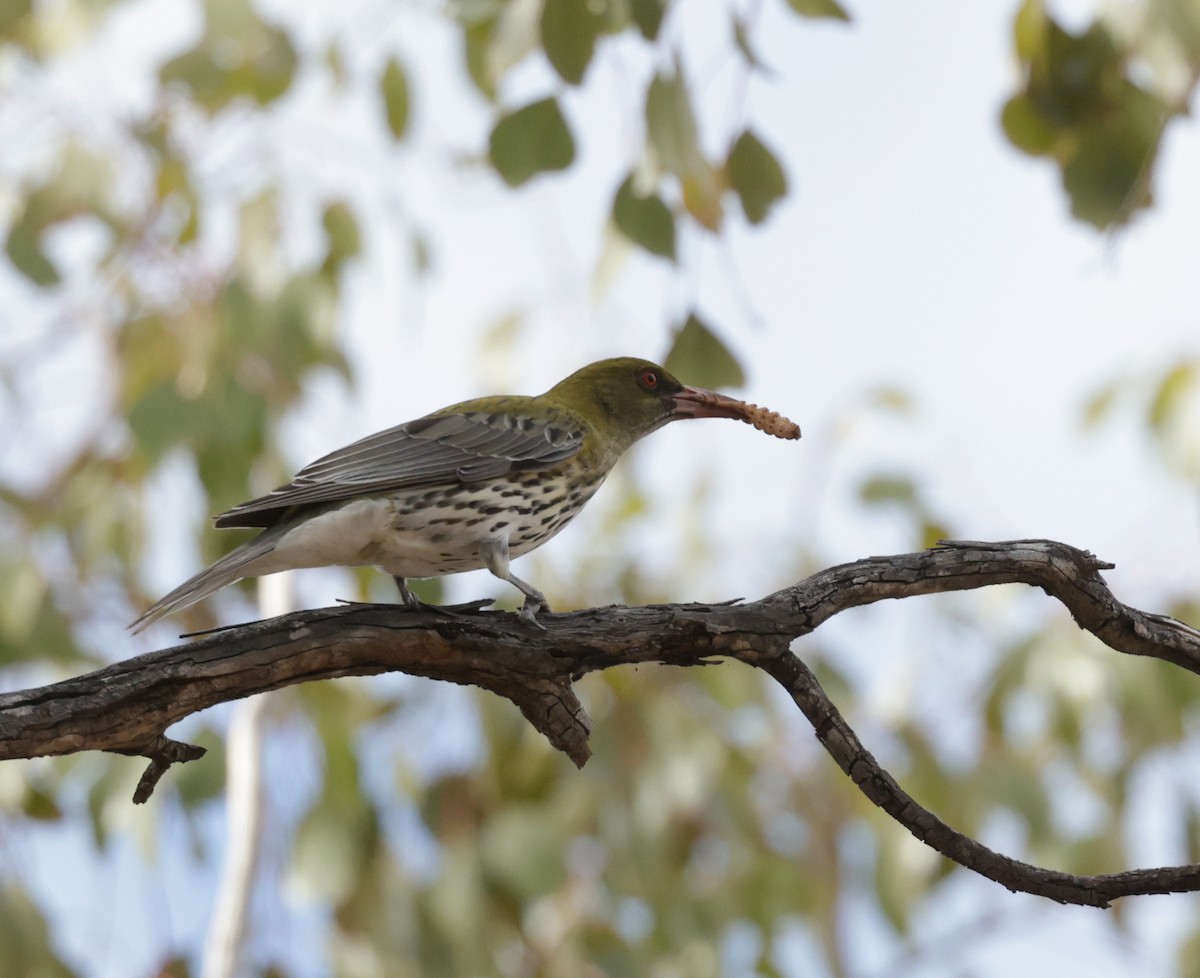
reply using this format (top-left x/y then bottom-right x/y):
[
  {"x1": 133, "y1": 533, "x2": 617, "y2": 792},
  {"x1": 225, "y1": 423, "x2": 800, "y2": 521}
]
[{"x1": 202, "y1": 571, "x2": 292, "y2": 978}]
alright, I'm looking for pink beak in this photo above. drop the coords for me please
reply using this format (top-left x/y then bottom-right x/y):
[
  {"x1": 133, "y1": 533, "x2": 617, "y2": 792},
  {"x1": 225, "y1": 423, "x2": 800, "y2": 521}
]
[{"x1": 671, "y1": 385, "x2": 754, "y2": 421}]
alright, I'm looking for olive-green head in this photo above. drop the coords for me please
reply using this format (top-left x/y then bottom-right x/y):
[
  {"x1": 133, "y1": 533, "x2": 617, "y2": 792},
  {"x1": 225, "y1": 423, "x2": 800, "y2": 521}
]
[{"x1": 543, "y1": 357, "x2": 765, "y2": 457}]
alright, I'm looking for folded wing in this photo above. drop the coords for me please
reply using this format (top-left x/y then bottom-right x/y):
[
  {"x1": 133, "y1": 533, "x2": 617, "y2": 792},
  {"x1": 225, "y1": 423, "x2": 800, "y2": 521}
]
[{"x1": 215, "y1": 410, "x2": 584, "y2": 529}]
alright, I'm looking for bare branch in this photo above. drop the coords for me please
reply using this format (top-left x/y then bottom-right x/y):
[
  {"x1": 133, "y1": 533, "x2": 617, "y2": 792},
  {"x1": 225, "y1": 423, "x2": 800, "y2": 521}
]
[{"x1": 3, "y1": 539, "x2": 1199, "y2": 906}]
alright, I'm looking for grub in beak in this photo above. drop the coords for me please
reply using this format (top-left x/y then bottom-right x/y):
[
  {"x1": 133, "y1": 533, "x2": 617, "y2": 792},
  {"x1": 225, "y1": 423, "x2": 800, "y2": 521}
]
[{"x1": 672, "y1": 386, "x2": 801, "y2": 440}]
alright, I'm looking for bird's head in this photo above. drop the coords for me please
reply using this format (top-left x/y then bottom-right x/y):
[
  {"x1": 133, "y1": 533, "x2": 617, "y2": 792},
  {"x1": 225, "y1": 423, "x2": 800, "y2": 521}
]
[{"x1": 546, "y1": 357, "x2": 799, "y2": 453}]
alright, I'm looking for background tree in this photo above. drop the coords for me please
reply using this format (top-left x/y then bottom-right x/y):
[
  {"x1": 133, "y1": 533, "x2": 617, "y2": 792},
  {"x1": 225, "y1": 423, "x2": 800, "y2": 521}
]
[{"x1": 1, "y1": 0, "x2": 1199, "y2": 976}]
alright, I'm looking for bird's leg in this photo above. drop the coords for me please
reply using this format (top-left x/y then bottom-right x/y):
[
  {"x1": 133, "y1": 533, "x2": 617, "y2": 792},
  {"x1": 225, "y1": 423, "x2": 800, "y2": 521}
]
[
  {"x1": 509, "y1": 571, "x2": 550, "y2": 626},
  {"x1": 391, "y1": 574, "x2": 493, "y2": 615},
  {"x1": 394, "y1": 576, "x2": 421, "y2": 608},
  {"x1": 479, "y1": 537, "x2": 550, "y2": 627}
]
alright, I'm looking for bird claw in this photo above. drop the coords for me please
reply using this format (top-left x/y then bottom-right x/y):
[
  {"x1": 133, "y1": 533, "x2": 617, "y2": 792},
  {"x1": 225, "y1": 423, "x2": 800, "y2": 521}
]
[{"x1": 519, "y1": 597, "x2": 550, "y2": 630}]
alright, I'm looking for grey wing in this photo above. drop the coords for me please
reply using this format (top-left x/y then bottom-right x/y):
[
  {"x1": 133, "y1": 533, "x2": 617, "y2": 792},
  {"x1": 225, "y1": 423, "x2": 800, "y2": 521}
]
[{"x1": 215, "y1": 410, "x2": 584, "y2": 528}]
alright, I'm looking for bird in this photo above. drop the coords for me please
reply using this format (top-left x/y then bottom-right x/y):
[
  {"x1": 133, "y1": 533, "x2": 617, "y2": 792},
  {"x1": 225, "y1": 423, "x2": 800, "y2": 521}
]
[{"x1": 131, "y1": 356, "x2": 799, "y2": 633}]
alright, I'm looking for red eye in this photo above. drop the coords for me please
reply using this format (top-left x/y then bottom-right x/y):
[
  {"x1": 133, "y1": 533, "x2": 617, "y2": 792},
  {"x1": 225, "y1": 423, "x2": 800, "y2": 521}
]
[{"x1": 640, "y1": 370, "x2": 659, "y2": 389}]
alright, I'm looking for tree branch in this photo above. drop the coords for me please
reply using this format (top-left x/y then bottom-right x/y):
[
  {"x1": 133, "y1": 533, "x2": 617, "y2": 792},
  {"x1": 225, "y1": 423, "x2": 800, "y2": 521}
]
[{"x1": 3, "y1": 539, "x2": 1199, "y2": 906}]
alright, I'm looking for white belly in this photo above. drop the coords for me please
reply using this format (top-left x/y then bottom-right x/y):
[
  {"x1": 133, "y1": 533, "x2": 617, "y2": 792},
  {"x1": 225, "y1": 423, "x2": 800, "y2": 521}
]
[
  {"x1": 248, "y1": 493, "x2": 501, "y2": 580},
  {"x1": 244, "y1": 473, "x2": 606, "y2": 582}
]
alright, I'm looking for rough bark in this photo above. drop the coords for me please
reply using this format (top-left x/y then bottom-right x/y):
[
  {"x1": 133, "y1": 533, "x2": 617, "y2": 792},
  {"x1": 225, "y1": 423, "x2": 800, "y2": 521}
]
[{"x1": 3, "y1": 539, "x2": 1200, "y2": 907}]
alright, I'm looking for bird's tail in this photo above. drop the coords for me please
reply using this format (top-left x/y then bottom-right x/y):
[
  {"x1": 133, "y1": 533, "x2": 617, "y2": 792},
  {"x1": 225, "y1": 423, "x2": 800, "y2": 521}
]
[{"x1": 130, "y1": 530, "x2": 282, "y2": 634}]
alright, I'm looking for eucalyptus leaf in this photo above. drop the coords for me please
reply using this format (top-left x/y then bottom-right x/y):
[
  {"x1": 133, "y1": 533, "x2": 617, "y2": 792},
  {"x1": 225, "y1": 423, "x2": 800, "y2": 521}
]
[
  {"x1": 664, "y1": 314, "x2": 745, "y2": 390},
  {"x1": 488, "y1": 96, "x2": 576, "y2": 186},
  {"x1": 381, "y1": 56, "x2": 411, "y2": 139},
  {"x1": 786, "y1": 0, "x2": 850, "y2": 21},
  {"x1": 630, "y1": 0, "x2": 666, "y2": 39},
  {"x1": 646, "y1": 66, "x2": 724, "y2": 228},
  {"x1": 0, "y1": 0, "x2": 31, "y2": 36},
  {"x1": 727, "y1": 129, "x2": 788, "y2": 224},
  {"x1": 859, "y1": 475, "x2": 917, "y2": 505},
  {"x1": 540, "y1": 0, "x2": 600, "y2": 85},
  {"x1": 645, "y1": 67, "x2": 704, "y2": 179},
  {"x1": 322, "y1": 201, "x2": 362, "y2": 273},
  {"x1": 159, "y1": 0, "x2": 297, "y2": 113},
  {"x1": 612, "y1": 174, "x2": 676, "y2": 260},
  {"x1": 1149, "y1": 361, "x2": 1197, "y2": 429}
]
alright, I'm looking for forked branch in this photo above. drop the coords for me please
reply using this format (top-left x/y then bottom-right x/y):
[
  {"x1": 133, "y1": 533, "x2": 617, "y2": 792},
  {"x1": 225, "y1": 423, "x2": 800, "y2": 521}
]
[{"x1": 2, "y1": 539, "x2": 1199, "y2": 906}]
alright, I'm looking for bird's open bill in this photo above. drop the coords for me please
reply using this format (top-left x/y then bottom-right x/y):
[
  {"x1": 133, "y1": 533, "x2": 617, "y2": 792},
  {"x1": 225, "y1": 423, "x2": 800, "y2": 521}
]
[{"x1": 672, "y1": 387, "x2": 802, "y2": 440}]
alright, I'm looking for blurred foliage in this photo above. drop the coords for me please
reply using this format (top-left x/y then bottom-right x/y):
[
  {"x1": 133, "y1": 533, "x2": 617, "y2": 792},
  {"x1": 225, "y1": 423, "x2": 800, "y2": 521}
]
[
  {"x1": 489, "y1": 96, "x2": 577, "y2": 187},
  {"x1": 664, "y1": 313, "x2": 746, "y2": 391},
  {"x1": 858, "y1": 473, "x2": 951, "y2": 550},
  {"x1": 159, "y1": 0, "x2": 296, "y2": 111},
  {"x1": 1003, "y1": 0, "x2": 1200, "y2": 228},
  {"x1": 1086, "y1": 355, "x2": 1200, "y2": 482},
  {"x1": 612, "y1": 173, "x2": 677, "y2": 261},
  {"x1": 727, "y1": 130, "x2": 789, "y2": 226},
  {"x1": 0, "y1": 885, "x2": 78, "y2": 978},
  {"x1": 380, "y1": 56, "x2": 412, "y2": 141},
  {"x1": 1, "y1": 0, "x2": 1199, "y2": 977}
]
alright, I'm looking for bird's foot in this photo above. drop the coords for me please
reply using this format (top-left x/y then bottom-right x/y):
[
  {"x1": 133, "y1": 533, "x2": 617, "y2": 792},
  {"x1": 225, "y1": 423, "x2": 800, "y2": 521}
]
[
  {"x1": 518, "y1": 595, "x2": 550, "y2": 630},
  {"x1": 391, "y1": 575, "x2": 493, "y2": 616}
]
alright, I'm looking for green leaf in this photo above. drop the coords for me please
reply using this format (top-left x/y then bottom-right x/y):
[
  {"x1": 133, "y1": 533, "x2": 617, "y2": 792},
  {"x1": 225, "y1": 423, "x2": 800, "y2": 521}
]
[
  {"x1": 159, "y1": 0, "x2": 297, "y2": 113},
  {"x1": 288, "y1": 710, "x2": 381, "y2": 907},
  {"x1": 540, "y1": 0, "x2": 600, "y2": 85},
  {"x1": 733, "y1": 14, "x2": 771, "y2": 74},
  {"x1": 1149, "y1": 361, "x2": 1197, "y2": 429},
  {"x1": 1012, "y1": 0, "x2": 1045, "y2": 60},
  {"x1": 325, "y1": 42, "x2": 346, "y2": 87},
  {"x1": 1061, "y1": 82, "x2": 1164, "y2": 228},
  {"x1": 612, "y1": 174, "x2": 676, "y2": 260},
  {"x1": 1082, "y1": 378, "x2": 1121, "y2": 428},
  {"x1": 1004, "y1": 7, "x2": 1172, "y2": 228},
  {"x1": 488, "y1": 97, "x2": 576, "y2": 187},
  {"x1": 0, "y1": 560, "x2": 78, "y2": 665},
  {"x1": 21, "y1": 785, "x2": 62, "y2": 821},
  {"x1": 859, "y1": 475, "x2": 916, "y2": 505},
  {"x1": 174, "y1": 728, "x2": 225, "y2": 808},
  {"x1": 126, "y1": 380, "x2": 194, "y2": 464},
  {"x1": 4, "y1": 214, "x2": 59, "y2": 286},
  {"x1": 1179, "y1": 928, "x2": 1200, "y2": 978},
  {"x1": 3, "y1": 142, "x2": 120, "y2": 286},
  {"x1": 0, "y1": 885, "x2": 77, "y2": 978},
  {"x1": 875, "y1": 835, "x2": 918, "y2": 931},
  {"x1": 646, "y1": 65, "x2": 723, "y2": 228},
  {"x1": 630, "y1": 0, "x2": 666, "y2": 39},
  {"x1": 322, "y1": 200, "x2": 361, "y2": 273},
  {"x1": 664, "y1": 314, "x2": 745, "y2": 390},
  {"x1": 1000, "y1": 94, "x2": 1059, "y2": 155},
  {"x1": 154, "y1": 156, "x2": 201, "y2": 245},
  {"x1": 457, "y1": 0, "x2": 540, "y2": 100},
  {"x1": 291, "y1": 799, "x2": 380, "y2": 905},
  {"x1": 0, "y1": 0, "x2": 31, "y2": 42},
  {"x1": 480, "y1": 806, "x2": 567, "y2": 900},
  {"x1": 462, "y1": 19, "x2": 497, "y2": 101},
  {"x1": 645, "y1": 67, "x2": 704, "y2": 179},
  {"x1": 786, "y1": 0, "x2": 850, "y2": 22},
  {"x1": 727, "y1": 129, "x2": 788, "y2": 224},
  {"x1": 920, "y1": 519, "x2": 951, "y2": 550},
  {"x1": 380, "y1": 56, "x2": 411, "y2": 139}
]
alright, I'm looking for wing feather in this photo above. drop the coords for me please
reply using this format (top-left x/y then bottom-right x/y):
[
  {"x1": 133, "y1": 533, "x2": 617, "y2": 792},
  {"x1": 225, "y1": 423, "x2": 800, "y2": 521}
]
[{"x1": 215, "y1": 409, "x2": 584, "y2": 528}]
